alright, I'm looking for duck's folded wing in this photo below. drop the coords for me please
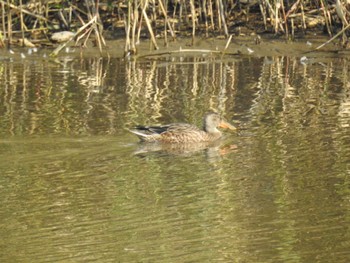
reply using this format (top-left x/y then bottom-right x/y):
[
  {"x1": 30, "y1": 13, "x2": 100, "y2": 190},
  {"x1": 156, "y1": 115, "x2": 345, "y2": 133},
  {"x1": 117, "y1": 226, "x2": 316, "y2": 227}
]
[
  {"x1": 165, "y1": 123, "x2": 201, "y2": 132},
  {"x1": 135, "y1": 125, "x2": 172, "y2": 134}
]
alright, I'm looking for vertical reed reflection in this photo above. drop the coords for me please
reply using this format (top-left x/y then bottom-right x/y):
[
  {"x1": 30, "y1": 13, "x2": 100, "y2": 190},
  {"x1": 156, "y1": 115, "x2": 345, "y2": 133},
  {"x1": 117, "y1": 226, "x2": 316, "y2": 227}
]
[
  {"x1": 123, "y1": 56, "x2": 239, "y2": 126},
  {"x1": 0, "y1": 55, "x2": 349, "y2": 139},
  {"x1": 244, "y1": 57, "x2": 350, "y2": 234}
]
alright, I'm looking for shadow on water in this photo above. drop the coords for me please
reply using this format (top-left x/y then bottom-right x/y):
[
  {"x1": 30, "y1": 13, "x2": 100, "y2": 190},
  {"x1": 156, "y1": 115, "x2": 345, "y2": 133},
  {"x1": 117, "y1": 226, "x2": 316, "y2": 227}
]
[{"x1": 0, "y1": 51, "x2": 350, "y2": 262}]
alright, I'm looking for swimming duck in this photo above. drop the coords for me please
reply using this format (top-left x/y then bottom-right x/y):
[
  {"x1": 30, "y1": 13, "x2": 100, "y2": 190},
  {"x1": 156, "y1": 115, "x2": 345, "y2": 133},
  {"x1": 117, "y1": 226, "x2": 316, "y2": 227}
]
[{"x1": 129, "y1": 112, "x2": 236, "y2": 143}]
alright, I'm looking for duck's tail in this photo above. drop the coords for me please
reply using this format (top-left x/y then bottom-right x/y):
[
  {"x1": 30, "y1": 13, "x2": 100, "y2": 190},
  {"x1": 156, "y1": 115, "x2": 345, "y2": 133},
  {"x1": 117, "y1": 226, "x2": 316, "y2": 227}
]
[
  {"x1": 127, "y1": 128, "x2": 160, "y2": 142},
  {"x1": 128, "y1": 128, "x2": 147, "y2": 138}
]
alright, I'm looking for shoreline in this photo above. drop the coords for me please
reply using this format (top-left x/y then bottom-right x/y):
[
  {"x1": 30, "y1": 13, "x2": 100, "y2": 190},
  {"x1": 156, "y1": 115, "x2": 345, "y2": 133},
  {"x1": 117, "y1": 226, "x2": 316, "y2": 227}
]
[{"x1": 2, "y1": 34, "x2": 349, "y2": 59}]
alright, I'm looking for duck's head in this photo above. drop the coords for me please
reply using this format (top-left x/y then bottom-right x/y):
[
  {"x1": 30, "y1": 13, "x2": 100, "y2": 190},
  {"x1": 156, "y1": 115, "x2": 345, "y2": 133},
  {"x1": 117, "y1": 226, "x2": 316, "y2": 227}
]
[{"x1": 203, "y1": 112, "x2": 236, "y2": 133}]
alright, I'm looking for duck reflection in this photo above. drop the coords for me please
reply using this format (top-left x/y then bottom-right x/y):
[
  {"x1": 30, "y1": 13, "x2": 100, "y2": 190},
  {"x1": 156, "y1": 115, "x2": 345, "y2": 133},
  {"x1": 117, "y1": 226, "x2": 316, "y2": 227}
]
[{"x1": 132, "y1": 138, "x2": 238, "y2": 161}]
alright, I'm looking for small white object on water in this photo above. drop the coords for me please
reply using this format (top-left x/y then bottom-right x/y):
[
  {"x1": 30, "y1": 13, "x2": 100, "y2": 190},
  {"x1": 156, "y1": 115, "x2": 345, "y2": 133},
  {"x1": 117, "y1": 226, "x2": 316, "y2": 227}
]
[
  {"x1": 306, "y1": 41, "x2": 312, "y2": 46},
  {"x1": 300, "y1": 56, "x2": 308, "y2": 64},
  {"x1": 247, "y1": 47, "x2": 254, "y2": 54},
  {"x1": 28, "y1": 48, "x2": 33, "y2": 55},
  {"x1": 9, "y1": 49, "x2": 15, "y2": 54},
  {"x1": 20, "y1": 53, "x2": 26, "y2": 59},
  {"x1": 65, "y1": 47, "x2": 70, "y2": 53},
  {"x1": 33, "y1": 47, "x2": 38, "y2": 52},
  {"x1": 43, "y1": 53, "x2": 47, "y2": 58}
]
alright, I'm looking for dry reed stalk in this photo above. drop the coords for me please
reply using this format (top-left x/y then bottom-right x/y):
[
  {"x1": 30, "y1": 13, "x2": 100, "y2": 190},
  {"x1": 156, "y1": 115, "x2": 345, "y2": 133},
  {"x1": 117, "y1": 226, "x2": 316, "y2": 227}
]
[
  {"x1": 162, "y1": 0, "x2": 168, "y2": 46},
  {"x1": 335, "y1": 0, "x2": 349, "y2": 44},
  {"x1": 131, "y1": 0, "x2": 139, "y2": 54},
  {"x1": 43, "y1": 2, "x2": 50, "y2": 31},
  {"x1": 314, "y1": 23, "x2": 350, "y2": 50},
  {"x1": 82, "y1": 27, "x2": 94, "y2": 47},
  {"x1": 275, "y1": 1, "x2": 280, "y2": 33},
  {"x1": 141, "y1": 0, "x2": 159, "y2": 50},
  {"x1": 335, "y1": 0, "x2": 348, "y2": 26},
  {"x1": 218, "y1": 0, "x2": 228, "y2": 37},
  {"x1": 208, "y1": 0, "x2": 214, "y2": 29},
  {"x1": 223, "y1": 34, "x2": 233, "y2": 51},
  {"x1": 319, "y1": 0, "x2": 332, "y2": 36},
  {"x1": 85, "y1": 0, "x2": 106, "y2": 53},
  {"x1": 6, "y1": 0, "x2": 11, "y2": 45},
  {"x1": 164, "y1": 17, "x2": 168, "y2": 47},
  {"x1": 259, "y1": 1, "x2": 268, "y2": 30},
  {"x1": 202, "y1": 0, "x2": 209, "y2": 36},
  {"x1": 221, "y1": 34, "x2": 233, "y2": 57},
  {"x1": 1, "y1": 1, "x2": 6, "y2": 46},
  {"x1": 0, "y1": 32, "x2": 4, "y2": 47},
  {"x1": 300, "y1": 1, "x2": 306, "y2": 30},
  {"x1": 215, "y1": 0, "x2": 222, "y2": 29},
  {"x1": 262, "y1": 0, "x2": 283, "y2": 33},
  {"x1": 136, "y1": 14, "x2": 143, "y2": 45},
  {"x1": 280, "y1": 0, "x2": 288, "y2": 38},
  {"x1": 58, "y1": 10, "x2": 69, "y2": 29},
  {"x1": 0, "y1": 0, "x2": 48, "y2": 22},
  {"x1": 158, "y1": 0, "x2": 176, "y2": 40},
  {"x1": 124, "y1": 0, "x2": 131, "y2": 56},
  {"x1": 19, "y1": 0, "x2": 25, "y2": 46},
  {"x1": 170, "y1": 0, "x2": 177, "y2": 30},
  {"x1": 95, "y1": 12, "x2": 106, "y2": 50},
  {"x1": 76, "y1": 26, "x2": 92, "y2": 44},
  {"x1": 189, "y1": 0, "x2": 196, "y2": 45}
]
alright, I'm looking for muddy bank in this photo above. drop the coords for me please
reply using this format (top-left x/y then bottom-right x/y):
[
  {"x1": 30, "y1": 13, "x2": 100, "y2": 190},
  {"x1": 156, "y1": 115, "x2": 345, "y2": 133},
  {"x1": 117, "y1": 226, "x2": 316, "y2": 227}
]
[
  {"x1": 2, "y1": 29, "x2": 350, "y2": 60},
  {"x1": 46, "y1": 36, "x2": 350, "y2": 59},
  {"x1": 2, "y1": 36, "x2": 350, "y2": 61}
]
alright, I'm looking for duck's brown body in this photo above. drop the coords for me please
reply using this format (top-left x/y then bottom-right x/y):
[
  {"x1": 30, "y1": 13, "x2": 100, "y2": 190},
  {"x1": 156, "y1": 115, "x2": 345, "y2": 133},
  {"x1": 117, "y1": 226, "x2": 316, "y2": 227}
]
[{"x1": 129, "y1": 113, "x2": 236, "y2": 143}]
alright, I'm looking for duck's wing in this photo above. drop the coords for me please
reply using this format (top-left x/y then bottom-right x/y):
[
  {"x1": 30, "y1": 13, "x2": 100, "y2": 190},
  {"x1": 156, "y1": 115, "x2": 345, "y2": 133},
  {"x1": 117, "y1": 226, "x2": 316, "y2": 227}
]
[
  {"x1": 134, "y1": 123, "x2": 200, "y2": 134},
  {"x1": 128, "y1": 124, "x2": 173, "y2": 142},
  {"x1": 129, "y1": 123, "x2": 203, "y2": 142},
  {"x1": 165, "y1": 123, "x2": 201, "y2": 132},
  {"x1": 157, "y1": 123, "x2": 207, "y2": 143},
  {"x1": 135, "y1": 124, "x2": 172, "y2": 134}
]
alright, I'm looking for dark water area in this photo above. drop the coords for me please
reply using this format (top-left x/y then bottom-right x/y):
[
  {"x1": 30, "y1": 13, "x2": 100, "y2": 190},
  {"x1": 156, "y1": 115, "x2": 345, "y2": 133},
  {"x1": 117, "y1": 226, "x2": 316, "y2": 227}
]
[{"x1": 0, "y1": 47, "x2": 350, "y2": 262}]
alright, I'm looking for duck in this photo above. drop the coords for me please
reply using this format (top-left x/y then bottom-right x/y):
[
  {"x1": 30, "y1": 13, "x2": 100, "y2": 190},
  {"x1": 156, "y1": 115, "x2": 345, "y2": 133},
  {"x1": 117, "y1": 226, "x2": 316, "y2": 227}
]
[{"x1": 129, "y1": 112, "x2": 236, "y2": 143}]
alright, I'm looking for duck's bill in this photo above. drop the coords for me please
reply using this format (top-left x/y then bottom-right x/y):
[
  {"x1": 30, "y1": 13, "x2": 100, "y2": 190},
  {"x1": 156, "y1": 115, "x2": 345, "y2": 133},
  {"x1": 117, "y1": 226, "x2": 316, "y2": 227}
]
[{"x1": 219, "y1": 121, "x2": 236, "y2": 131}]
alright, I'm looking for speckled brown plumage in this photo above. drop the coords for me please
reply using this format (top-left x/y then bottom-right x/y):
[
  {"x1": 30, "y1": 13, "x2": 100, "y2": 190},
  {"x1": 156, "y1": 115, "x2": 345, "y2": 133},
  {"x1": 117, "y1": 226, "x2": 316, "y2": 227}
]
[{"x1": 129, "y1": 113, "x2": 236, "y2": 143}]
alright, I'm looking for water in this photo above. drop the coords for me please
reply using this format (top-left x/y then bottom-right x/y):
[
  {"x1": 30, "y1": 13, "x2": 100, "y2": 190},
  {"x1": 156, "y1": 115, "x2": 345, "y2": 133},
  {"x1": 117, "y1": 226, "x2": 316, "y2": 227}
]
[{"x1": 0, "y1": 49, "x2": 350, "y2": 262}]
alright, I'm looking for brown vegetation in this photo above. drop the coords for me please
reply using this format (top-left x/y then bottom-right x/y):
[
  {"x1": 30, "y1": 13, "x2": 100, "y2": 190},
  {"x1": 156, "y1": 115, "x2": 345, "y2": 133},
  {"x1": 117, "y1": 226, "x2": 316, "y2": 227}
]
[{"x1": 0, "y1": 0, "x2": 349, "y2": 55}]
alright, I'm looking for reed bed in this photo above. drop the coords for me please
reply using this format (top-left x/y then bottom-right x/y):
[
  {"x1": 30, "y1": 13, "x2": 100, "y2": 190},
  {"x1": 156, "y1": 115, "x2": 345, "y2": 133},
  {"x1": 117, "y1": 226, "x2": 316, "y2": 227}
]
[{"x1": 0, "y1": 0, "x2": 349, "y2": 55}]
